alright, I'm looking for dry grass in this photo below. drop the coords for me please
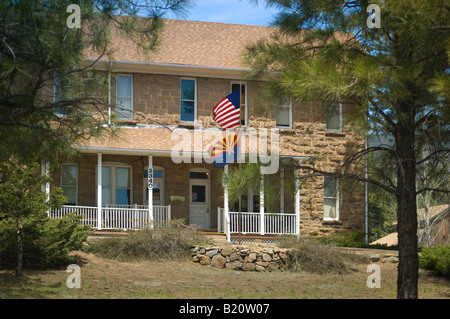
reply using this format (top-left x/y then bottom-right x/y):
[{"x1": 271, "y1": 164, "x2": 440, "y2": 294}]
[
  {"x1": 86, "y1": 219, "x2": 212, "y2": 262},
  {"x1": 279, "y1": 237, "x2": 369, "y2": 274}
]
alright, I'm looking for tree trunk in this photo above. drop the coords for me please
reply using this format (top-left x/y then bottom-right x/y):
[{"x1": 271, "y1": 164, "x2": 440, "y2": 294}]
[
  {"x1": 16, "y1": 218, "x2": 23, "y2": 277},
  {"x1": 396, "y1": 124, "x2": 418, "y2": 299}
]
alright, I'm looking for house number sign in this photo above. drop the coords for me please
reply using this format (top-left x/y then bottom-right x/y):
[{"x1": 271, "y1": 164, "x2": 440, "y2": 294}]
[{"x1": 148, "y1": 168, "x2": 153, "y2": 190}]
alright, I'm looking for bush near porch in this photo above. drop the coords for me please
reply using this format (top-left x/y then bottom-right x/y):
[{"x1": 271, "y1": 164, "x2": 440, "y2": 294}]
[{"x1": 0, "y1": 213, "x2": 91, "y2": 269}]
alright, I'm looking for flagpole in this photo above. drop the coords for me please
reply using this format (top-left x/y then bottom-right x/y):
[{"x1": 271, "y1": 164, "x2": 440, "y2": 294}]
[{"x1": 238, "y1": 81, "x2": 243, "y2": 245}]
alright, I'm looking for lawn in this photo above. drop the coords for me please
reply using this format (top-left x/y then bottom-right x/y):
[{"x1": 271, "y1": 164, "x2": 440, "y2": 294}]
[{"x1": 0, "y1": 249, "x2": 448, "y2": 300}]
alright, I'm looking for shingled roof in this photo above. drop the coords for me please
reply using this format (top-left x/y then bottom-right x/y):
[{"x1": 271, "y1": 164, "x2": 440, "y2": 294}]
[{"x1": 86, "y1": 18, "x2": 277, "y2": 70}]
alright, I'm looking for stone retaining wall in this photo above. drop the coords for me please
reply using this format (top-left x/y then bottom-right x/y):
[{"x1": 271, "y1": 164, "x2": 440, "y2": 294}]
[{"x1": 191, "y1": 245, "x2": 290, "y2": 272}]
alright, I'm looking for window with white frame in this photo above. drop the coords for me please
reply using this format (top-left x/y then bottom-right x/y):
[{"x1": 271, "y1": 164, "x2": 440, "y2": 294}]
[
  {"x1": 323, "y1": 177, "x2": 339, "y2": 220},
  {"x1": 96, "y1": 164, "x2": 132, "y2": 206},
  {"x1": 180, "y1": 78, "x2": 196, "y2": 122},
  {"x1": 116, "y1": 75, "x2": 133, "y2": 120},
  {"x1": 61, "y1": 164, "x2": 77, "y2": 205},
  {"x1": 54, "y1": 74, "x2": 68, "y2": 116},
  {"x1": 276, "y1": 96, "x2": 292, "y2": 128},
  {"x1": 144, "y1": 166, "x2": 165, "y2": 205},
  {"x1": 231, "y1": 82, "x2": 247, "y2": 126},
  {"x1": 326, "y1": 101, "x2": 342, "y2": 131}
]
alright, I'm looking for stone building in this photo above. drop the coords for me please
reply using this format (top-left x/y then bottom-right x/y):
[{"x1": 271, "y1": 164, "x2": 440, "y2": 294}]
[{"x1": 49, "y1": 19, "x2": 366, "y2": 241}]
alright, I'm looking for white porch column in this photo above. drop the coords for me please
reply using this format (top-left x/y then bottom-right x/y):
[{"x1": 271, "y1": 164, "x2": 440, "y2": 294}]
[
  {"x1": 260, "y1": 175, "x2": 265, "y2": 235},
  {"x1": 41, "y1": 161, "x2": 50, "y2": 215},
  {"x1": 148, "y1": 155, "x2": 154, "y2": 228},
  {"x1": 97, "y1": 153, "x2": 102, "y2": 230},
  {"x1": 295, "y1": 168, "x2": 300, "y2": 239},
  {"x1": 280, "y1": 168, "x2": 285, "y2": 213},
  {"x1": 224, "y1": 165, "x2": 230, "y2": 242}
]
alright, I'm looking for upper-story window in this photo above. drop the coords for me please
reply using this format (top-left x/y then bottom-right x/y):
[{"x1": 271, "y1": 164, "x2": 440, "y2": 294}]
[
  {"x1": 180, "y1": 78, "x2": 196, "y2": 122},
  {"x1": 276, "y1": 96, "x2": 292, "y2": 129},
  {"x1": 231, "y1": 82, "x2": 247, "y2": 126},
  {"x1": 116, "y1": 75, "x2": 133, "y2": 120},
  {"x1": 54, "y1": 74, "x2": 68, "y2": 116},
  {"x1": 326, "y1": 101, "x2": 342, "y2": 131}
]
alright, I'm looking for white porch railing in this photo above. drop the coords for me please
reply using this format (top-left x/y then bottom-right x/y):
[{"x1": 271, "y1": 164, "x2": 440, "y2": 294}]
[
  {"x1": 217, "y1": 208, "x2": 298, "y2": 239},
  {"x1": 50, "y1": 205, "x2": 171, "y2": 230}
]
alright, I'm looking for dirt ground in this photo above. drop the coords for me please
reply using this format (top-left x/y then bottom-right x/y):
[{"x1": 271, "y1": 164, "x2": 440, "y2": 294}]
[{"x1": 1, "y1": 243, "x2": 448, "y2": 300}]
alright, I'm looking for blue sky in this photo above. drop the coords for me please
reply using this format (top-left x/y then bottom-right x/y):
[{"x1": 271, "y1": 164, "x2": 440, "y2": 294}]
[{"x1": 176, "y1": 0, "x2": 280, "y2": 26}]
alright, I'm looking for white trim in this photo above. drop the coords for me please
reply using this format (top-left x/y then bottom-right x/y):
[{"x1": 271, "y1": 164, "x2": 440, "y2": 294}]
[
  {"x1": 85, "y1": 59, "x2": 257, "y2": 80},
  {"x1": 96, "y1": 162, "x2": 134, "y2": 207},
  {"x1": 180, "y1": 77, "x2": 197, "y2": 123},
  {"x1": 323, "y1": 177, "x2": 339, "y2": 221},
  {"x1": 116, "y1": 74, "x2": 134, "y2": 120},
  {"x1": 326, "y1": 101, "x2": 343, "y2": 132},
  {"x1": 97, "y1": 153, "x2": 102, "y2": 230},
  {"x1": 275, "y1": 97, "x2": 292, "y2": 129},
  {"x1": 60, "y1": 163, "x2": 78, "y2": 205},
  {"x1": 230, "y1": 81, "x2": 247, "y2": 126},
  {"x1": 144, "y1": 165, "x2": 165, "y2": 206},
  {"x1": 189, "y1": 168, "x2": 211, "y2": 229}
]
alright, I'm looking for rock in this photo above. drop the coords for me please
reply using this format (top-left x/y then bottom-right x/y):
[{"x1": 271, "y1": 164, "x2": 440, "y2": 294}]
[
  {"x1": 262, "y1": 253, "x2": 272, "y2": 262},
  {"x1": 387, "y1": 256, "x2": 399, "y2": 263},
  {"x1": 220, "y1": 246, "x2": 233, "y2": 256},
  {"x1": 226, "y1": 261, "x2": 243, "y2": 270},
  {"x1": 206, "y1": 249, "x2": 218, "y2": 257},
  {"x1": 242, "y1": 263, "x2": 256, "y2": 271},
  {"x1": 211, "y1": 254, "x2": 227, "y2": 269},
  {"x1": 369, "y1": 254, "x2": 380, "y2": 262},
  {"x1": 240, "y1": 249, "x2": 249, "y2": 256},
  {"x1": 267, "y1": 262, "x2": 280, "y2": 271},
  {"x1": 256, "y1": 261, "x2": 269, "y2": 267},
  {"x1": 198, "y1": 255, "x2": 210, "y2": 265},
  {"x1": 255, "y1": 265, "x2": 265, "y2": 272},
  {"x1": 247, "y1": 253, "x2": 257, "y2": 263},
  {"x1": 198, "y1": 247, "x2": 206, "y2": 254},
  {"x1": 229, "y1": 252, "x2": 241, "y2": 261}
]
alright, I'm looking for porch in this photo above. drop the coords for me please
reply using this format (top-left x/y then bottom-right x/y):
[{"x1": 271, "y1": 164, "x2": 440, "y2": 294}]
[{"x1": 50, "y1": 204, "x2": 171, "y2": 230}]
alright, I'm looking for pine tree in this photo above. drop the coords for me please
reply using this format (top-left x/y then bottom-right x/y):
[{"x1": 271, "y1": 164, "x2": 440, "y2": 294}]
[{"x1": 245, "y1": 0, "x2": 450, "y2": 298}]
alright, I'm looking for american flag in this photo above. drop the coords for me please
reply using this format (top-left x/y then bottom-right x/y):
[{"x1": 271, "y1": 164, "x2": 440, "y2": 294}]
[{"x1": 213, "y1": 90, "x2": 241, "y2": 129}]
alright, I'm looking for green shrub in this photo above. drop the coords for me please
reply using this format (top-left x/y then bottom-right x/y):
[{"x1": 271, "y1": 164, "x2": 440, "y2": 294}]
[
  {"x1": 419, "y1": 245, "x2": 450, "y2": 279},
  {"x1": 87, "y1": 219, "x2": 211, "y2": 261},
  {"x1": 0, "y1": 213, "x2": 91, "y2": 269}
]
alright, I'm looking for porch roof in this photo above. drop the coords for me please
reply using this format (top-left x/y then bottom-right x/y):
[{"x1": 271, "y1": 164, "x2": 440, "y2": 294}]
[{"x1": 75, "y1": 126, "x2": 307, "y2": 159}]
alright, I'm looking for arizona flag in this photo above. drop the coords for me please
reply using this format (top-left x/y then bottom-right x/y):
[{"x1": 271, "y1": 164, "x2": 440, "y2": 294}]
[
  {"x1": 208, "y1": 130, "x2": 241, "y2": 168},
  {"x1": 213, "y1": 90, "x2": 240, "y2": 129}
]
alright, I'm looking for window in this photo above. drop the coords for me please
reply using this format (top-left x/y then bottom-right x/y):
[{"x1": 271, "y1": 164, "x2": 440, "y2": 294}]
[
  {"x1": 144, "y1": 166, "x2": 165, "y2": 205},
  {"x1": 276, "y1": 96, "x2": 292, "y2": 128},
  {"x1": 326, "y1": 101, "x2": 342, "y2": 131},
  {"x1": 324, "y1": 177, "x2": 339, "y2": 220},
  {"x1": 231, "y1": 82, "x2": 247, "y2": 126},
  {"x1": 116, "y1": 75, "x2": 133, "y2": 120},
  {"x1": 96, "y1": 164, "x2": 132, "y2": 206},
  {"x1": 54, "y1": 74, "x2": 68, "y2": 116},
  {"x1": 180, "y1": 78, "x2": 196, "y2": 122},
  {"x1": 61, "y1": 164, "x2": 77, "y2": 205}
]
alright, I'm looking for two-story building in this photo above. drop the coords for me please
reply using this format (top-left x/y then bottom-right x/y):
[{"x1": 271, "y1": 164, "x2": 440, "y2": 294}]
[{"x1": 49, "y1": 19, "x2": 366, "y2": 242}]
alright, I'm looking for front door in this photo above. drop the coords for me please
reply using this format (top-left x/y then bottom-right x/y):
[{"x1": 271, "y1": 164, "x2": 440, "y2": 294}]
[{"x1": 189, "y1": 180, "x2": 210, "y2": 229}]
